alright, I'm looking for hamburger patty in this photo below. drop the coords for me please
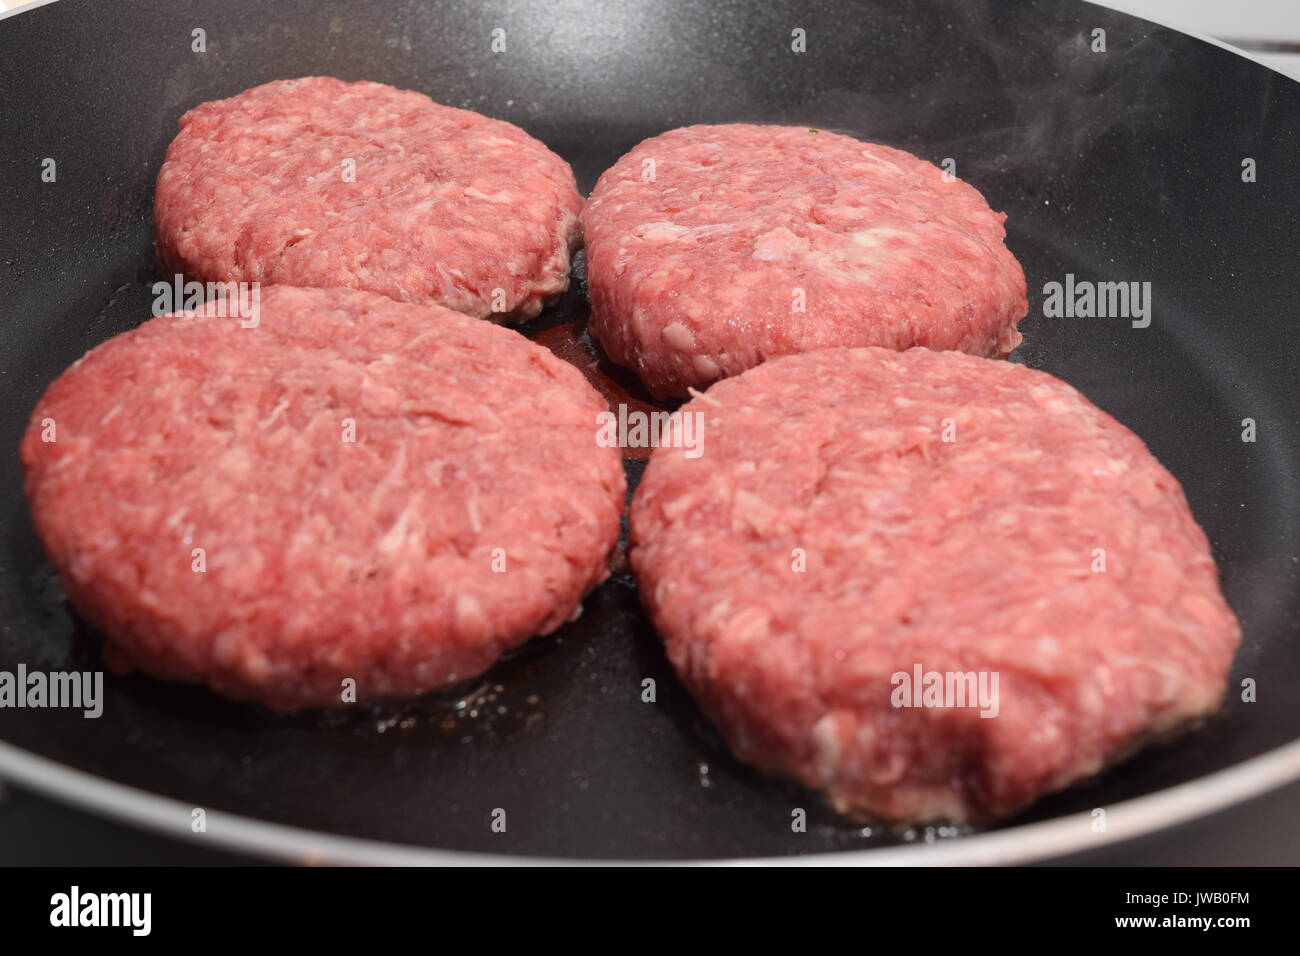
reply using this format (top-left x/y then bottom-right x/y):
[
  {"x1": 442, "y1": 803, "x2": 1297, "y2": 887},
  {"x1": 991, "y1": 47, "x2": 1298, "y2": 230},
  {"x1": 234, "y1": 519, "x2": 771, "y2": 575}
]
[
  {"x1": 154, "y1": 77, "x2": 582, "y2": 321},
  {"x1": 582, "y1": 124, "x2": 1027, "y2": 397},
  {"x1": 21, "y1": 286, "x2": 624, "y2": 710},
  {"x1": 630, "y1": 347, "x2": 1239, "y2": 822}
]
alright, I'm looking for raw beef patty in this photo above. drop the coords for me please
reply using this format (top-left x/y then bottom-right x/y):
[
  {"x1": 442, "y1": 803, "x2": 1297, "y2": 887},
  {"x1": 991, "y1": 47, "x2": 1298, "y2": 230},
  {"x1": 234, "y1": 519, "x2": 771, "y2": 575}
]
[
  {"x1": 155, "y1": 77, "x2": 582, "y2": 321},
  {"x1": 631, "y1": 347, "x2": 1239, "y2": 822},
  {"x1": 583, "y1": 125, "x2": 1028, "y2": 398},
  {"x1": 21, "y1": 286, "x2": 624, "y2": 710}
]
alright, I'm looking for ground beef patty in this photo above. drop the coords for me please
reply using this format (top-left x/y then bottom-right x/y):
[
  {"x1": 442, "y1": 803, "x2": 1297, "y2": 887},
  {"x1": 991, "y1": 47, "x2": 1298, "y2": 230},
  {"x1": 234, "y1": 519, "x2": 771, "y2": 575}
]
[
  {"x1": 631, "y1": 347, "x2": 1239, "y2": 822},
  {"x1": 155, "y1": 77, "x2": 582, "y2": 321},
  {"x1": 21, "y1": 286, "x2": 624, "y2": 711},
  {"x1": 583, "y1": 125, "x2": 1028, "y2": 398}
]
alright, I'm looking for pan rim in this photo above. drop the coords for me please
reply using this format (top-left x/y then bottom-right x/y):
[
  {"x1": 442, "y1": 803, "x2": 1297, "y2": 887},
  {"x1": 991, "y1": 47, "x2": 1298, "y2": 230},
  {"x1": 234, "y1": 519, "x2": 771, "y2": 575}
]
[
  {"x1": 1079, "y1": 0, "x2": 1300, "y2": 84},
  {"x1": 2, "y1": 735, "x2": 1298, "y2": 865}
]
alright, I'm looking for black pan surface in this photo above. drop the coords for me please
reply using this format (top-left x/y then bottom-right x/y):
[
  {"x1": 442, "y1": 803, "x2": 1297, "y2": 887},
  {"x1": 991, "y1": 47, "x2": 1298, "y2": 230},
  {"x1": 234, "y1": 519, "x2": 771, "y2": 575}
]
[{"x1": 0, "y1": 0, "x2": 1297, "y2": 861}]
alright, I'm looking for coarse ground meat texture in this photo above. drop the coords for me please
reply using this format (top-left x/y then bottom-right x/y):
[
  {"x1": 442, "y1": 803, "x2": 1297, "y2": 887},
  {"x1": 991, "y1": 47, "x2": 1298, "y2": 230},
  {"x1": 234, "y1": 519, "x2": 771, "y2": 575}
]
[
  {"x1": 21, "y1": 286, "x2": 624, "y2": 711},
  {"x1": 582, "y1": 124, "x2": 1028, "y2": 398},
  {"x1": 155, "y1": 77, "x2": 582, "y2": 322},
  {"x1": 631, "y1": 347, "x2": 1240, "y2": 822}
]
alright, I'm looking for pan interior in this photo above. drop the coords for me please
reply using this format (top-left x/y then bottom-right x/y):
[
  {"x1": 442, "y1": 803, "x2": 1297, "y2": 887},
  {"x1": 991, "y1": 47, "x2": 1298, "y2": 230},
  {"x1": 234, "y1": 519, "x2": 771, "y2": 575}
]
[{"x1": 0, "y1": 0, "x2": 1297, "y2": 860}]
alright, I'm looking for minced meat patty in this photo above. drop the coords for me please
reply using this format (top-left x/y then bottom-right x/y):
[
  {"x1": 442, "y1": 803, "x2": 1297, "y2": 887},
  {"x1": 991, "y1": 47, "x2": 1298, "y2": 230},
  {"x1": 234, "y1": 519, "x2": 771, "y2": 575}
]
[{"x1": 21, "y1": 286, "x2": 624, "y2": 710}]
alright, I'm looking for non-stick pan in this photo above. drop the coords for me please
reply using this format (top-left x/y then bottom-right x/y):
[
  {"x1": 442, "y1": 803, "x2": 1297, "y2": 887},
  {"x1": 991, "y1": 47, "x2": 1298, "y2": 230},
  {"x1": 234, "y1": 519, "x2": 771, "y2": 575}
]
[{"x1": 1, "y1": 0, "x2": 1297, "y2": 864}]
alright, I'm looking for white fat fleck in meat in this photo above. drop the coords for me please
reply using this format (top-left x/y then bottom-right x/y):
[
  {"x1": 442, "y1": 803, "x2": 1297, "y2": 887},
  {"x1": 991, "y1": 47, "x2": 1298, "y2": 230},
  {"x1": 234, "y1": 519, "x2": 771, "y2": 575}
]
[
  {"x1": 721, "y1": 606, "x2": 771, "y2": 648},
  {"x1": 376, "y1": 500, "x2": 422, "y2": 556},
  {"x1": 465, "y1": 492, "x2": 482, "y2": 534},
  {"x1": 661, "y1": 322, "x2": 696, "y2": 352},
  {"x1": 463, "y1": 186, "x2": 515, "y2": 203},
  {"x1": 215, "y1": 447, "x2": 254, "y2": 479},
  {"x1": 750, "y1": 227, "x2": 810, "y2": 261},
  {"x1": 634, "y1": 221, "x2": 693, "y2": 242},
  {"x1": 693, "y1": 354, "x2": 720, "y2": 379},
  {"x1": 811, "y1": 713, "x2": 843, "y2": 780},
  {"x1": 454, "y1": 593, "x2": 489, "y2": 641},
  {"x1": 259, "y1": 397, "x2": 291, "y2": 429},
  {"x1": 847, "y1": 225, "x2": 916, "y2": 249}
]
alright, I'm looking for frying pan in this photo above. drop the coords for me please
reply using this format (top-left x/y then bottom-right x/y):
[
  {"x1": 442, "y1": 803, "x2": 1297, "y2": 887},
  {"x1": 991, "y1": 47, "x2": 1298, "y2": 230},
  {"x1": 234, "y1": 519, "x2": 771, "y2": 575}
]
[{"x1": 0, "y1": 0, "x2": 1297, "y2": 865}]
